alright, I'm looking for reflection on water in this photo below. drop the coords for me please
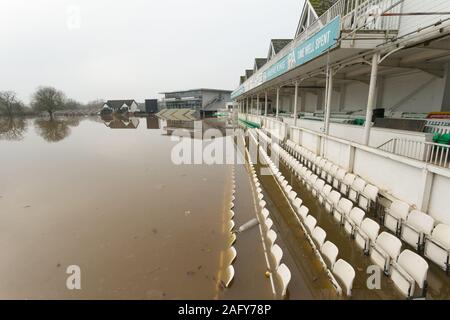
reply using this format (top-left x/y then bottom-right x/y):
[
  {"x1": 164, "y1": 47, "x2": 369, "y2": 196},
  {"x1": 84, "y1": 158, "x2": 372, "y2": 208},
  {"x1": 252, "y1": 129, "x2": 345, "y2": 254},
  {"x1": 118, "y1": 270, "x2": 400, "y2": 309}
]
[
  {"x1": 0, "y1": 116, "x2": 232, "y2": 299},
  {"x1": 34, "y1": 118, "x2": 80, "y2": 143},
  {"x1": 0, "y1": 117, "x2": 28, "y2": 141},
  {"x1": 101, "y1": 114, "x2": 140, "y2": 129}
]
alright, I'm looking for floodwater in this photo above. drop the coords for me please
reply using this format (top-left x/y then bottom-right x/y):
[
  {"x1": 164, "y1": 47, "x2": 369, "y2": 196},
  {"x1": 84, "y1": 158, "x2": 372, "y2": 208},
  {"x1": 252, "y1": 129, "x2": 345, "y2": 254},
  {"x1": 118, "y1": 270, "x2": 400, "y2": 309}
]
[
  {"x1": 0, "y1": 115, "x2": 238, "y2": 299},
  {"x1": 2, "y1": 116, "x2": 448, "y2": 300}
]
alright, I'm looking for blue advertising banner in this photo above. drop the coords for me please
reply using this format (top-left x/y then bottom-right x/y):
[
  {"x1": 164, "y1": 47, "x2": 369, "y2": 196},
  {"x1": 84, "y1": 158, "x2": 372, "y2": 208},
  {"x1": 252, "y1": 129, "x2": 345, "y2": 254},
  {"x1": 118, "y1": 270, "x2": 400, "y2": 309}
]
[{"x1": 231, "y1": 16, "x2": 341, "y2": 100}]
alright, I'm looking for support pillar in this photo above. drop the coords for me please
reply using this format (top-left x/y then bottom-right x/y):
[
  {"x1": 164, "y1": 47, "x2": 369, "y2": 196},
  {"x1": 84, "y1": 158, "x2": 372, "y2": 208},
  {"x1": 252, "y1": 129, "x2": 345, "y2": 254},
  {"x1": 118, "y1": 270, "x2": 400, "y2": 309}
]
[
  {"x1": 363, "y1": 52, "x2": 380, "y2": 146},
  {"x1": 276, "y1": 87, "x2": 280, "y2": 118},
  {"x1": 324, "y1": 67, "x2": 334, "y2": 135},
  {"x1": 264, "y1": 91, "x2": 268, "y2": 116},
  {"x1": 293, "y1": 81, "x2": 299, "y2": 127},
  {"x1": 256, "y1": 93, "x2": 260, "y2": 115}
]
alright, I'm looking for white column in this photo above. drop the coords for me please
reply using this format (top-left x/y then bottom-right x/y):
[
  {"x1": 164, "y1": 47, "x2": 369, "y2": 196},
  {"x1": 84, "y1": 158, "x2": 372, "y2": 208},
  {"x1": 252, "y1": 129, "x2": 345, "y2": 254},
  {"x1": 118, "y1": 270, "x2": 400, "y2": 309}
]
[
  {"x1": 256, "y1": 93, "x2": 260, "y2": 115},
  {"x1": 276, "y1": 87, "x2": 280, "y2": 118},
  {"x1": 293, "y1": 81, "x2": 299, "y2": 127},
  {"x1": 363, "y1": 52, "x2": 380, "y2": 146},
  {"x1": 251, "y1": 96, "x2": 254, "y2": 115},
  {"x1": 325, "y1": 68, "x2": 334, "y2": 135},
  {"x1": 264, "y1": 91, "x2": 268, "y2": 116}
]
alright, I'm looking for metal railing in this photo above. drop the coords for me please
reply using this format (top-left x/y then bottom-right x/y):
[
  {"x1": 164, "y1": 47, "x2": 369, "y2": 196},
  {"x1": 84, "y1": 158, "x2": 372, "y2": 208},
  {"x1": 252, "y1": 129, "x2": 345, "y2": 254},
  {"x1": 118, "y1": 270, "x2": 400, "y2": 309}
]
[
  {"x1": 378, "y1": 138, "x2": 450, "y2": 168},
  {"x1": 235, "y1": 0, "x2": 402, "y2": 98}
]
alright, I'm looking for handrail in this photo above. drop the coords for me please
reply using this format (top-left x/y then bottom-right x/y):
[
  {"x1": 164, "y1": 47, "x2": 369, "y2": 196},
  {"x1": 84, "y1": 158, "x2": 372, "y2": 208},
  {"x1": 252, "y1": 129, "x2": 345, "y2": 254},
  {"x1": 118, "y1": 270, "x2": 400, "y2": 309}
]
[{"x1": 233, "y1": 0, "x2": 401, "y2": 98}]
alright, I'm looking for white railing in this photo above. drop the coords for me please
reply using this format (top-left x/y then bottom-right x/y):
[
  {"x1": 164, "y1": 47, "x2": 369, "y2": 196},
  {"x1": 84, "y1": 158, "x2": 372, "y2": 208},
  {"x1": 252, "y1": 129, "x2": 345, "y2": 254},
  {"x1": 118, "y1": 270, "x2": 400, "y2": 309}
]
[
  {"x1": 235, "y1": 0, "x2": 402, "y2": 99},
  {"x1": 378, "y1": 138, "x2": 450, "y2": 168}
]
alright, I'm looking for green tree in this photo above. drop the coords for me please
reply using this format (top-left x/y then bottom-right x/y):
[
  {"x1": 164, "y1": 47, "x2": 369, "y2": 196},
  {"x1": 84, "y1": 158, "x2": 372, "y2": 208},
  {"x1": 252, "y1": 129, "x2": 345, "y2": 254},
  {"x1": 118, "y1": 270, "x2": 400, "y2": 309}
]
[
  {"x1": 0, "y1": 91, "x2": 24, "y2": 117},
  {"x1": 31, "y1": 86, "x2": 66, "y2": 119},
  {"x1": 309, "y1": 0, "x2": 338, "y2": 17}
]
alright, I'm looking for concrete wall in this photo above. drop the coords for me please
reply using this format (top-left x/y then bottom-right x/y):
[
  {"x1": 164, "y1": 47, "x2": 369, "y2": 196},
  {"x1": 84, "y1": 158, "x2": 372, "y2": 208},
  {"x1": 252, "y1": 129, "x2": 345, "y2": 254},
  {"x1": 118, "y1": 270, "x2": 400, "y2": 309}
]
[
  {"x1": 288, "y1": 124, "x2": 450, "y2": 225},
  {"x1": 398, "y1": 0, "x2": 450, "y2": 37},
  {"x1": 380, "y1": 72, "x2": 445, "y2": 113},
  {"x1": 294, "y1": 118, "x2": 432, "y2": 147}
]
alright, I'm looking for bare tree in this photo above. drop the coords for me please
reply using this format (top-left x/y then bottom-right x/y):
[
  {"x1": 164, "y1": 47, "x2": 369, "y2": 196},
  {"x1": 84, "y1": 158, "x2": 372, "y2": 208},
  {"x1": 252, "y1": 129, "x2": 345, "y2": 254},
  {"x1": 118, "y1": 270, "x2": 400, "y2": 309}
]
[
  {"x1": 0, "y1": 91, "x2": 23, "y2": 117},
  {"x1": 64, "y1": 98, "x2": 83, "y2": 110},
  {"x1": 31, "y1": 86, "x2": 66, "y2": 119}
]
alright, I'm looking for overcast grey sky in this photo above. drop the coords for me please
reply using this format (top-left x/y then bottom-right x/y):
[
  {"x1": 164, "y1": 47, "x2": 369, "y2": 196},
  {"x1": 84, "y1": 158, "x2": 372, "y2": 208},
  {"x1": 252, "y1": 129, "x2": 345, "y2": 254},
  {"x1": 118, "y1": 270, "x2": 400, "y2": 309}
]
[{"x1": 1, "y1": 0, "x2": 304, "y2": 103}]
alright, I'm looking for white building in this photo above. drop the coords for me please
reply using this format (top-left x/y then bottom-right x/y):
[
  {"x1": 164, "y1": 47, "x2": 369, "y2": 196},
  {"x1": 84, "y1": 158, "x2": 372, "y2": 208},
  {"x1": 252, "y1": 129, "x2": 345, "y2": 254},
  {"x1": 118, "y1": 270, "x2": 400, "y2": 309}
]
[
  {"x1": 234, "y1": 0, "x2": 450, "y2": 225},
  {"x1": 102, "y1": 100, "x2": 139, "y2": 113}
]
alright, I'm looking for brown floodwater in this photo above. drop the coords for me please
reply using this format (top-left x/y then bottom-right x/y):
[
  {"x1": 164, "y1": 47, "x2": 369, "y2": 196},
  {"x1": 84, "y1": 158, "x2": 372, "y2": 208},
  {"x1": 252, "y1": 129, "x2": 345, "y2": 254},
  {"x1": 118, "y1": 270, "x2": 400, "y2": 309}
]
[{"x1": 0, "y1": 116, "x2": 241, "y2": 299}]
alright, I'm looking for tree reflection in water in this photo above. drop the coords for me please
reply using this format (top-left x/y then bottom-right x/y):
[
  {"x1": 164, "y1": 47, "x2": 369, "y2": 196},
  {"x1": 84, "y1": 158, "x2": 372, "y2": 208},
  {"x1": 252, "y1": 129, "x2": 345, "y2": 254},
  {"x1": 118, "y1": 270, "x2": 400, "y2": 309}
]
[
  {"x1": 0, "y1": 117, "x2": 28, "y2": 141},
  {"x1": 34, "y1": 117, "x2": 80, "y2": 142}
]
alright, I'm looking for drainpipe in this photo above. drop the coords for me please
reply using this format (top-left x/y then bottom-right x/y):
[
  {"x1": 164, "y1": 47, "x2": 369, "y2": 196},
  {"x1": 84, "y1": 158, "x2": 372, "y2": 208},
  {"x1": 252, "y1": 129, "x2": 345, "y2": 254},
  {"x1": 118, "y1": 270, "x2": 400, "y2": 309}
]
[
  {"x1": 276, "y1": 87, "x2": 280, "y2": 118},
  {"x1": 293, "y1": 81, "x2": 299, "y2": 127},
  {"x1": 363, "y1": 52, "x2": 381, "y2": 146},
  {"x1": 264, "y1": 91, "x2": 268, "y2": 116}
]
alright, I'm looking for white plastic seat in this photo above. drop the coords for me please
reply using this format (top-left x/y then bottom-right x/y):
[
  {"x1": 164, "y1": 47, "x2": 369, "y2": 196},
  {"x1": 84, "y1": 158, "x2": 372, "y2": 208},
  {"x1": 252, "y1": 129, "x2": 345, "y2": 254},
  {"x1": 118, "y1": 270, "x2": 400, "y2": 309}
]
[
  {"x1": 348, "y1": 177, "x2": 366, "y2": 203},
  {"x1": 319, "y1": 184, "x2": 332, "y2": 205},
  {"x1": 306, "y1": 174, "x2": 318, "y2": 191},
  {"x1": 317, "y1": 159, "x2": 327, "y2": 176},
  {"x1": 260, "y1": 208, "x2": 270, "y2": 220},
  {"x1": 333, "y1": 198, "x2": 353, "y2": 225},
  {"x1": 266, "y1": 230, "x2": 277, "y2": 248},
  {"x1": 227, "y1": 246, "x2": 237, "y2": 265},
  {"x1": 344, "y1": 207, "x2": 366, "y2": 236},
  {"x1": 384, "y1": 199, "x2": 410, "y2": 235},
  {"x1": 312, "y1": 156, "x2": 322, "y2": 173},
  {"x1": 391, "y1": 250, "x2": 429, "y2": 298},
  {"x1": 288, "y1": 191, "x2": 297, "y2": 202},
  {"x1": 332, "y1": 259, "x2": 355, "y2": 296},
  {"x1": 305, "y1": 215, "x2": 317, "y2": 234},
  {"x1": 277, "y1": 263, "x2": 291, "y2": 298},
  {"x1": 325, "y1": 191, "x2": 341, "y2": 213},
  {"x1": 264, "y1": 218, "x2": 274, "y2": 231},
  {"x1": 321, "y1": 241, "x2": 339, "y2": 269},
  {"x1": 271, "y1": 244, "x2": 283, "y2": 270},
  {"x1": 358, "y1": 184, "x2": 379, "y2": 212},
  {"x1": 321, "y1": 162, "x2": 332, "y2": 180},
  {"x1": 340, "y1": 174, "x2": 356, "y2": 196},
  {"x1": 293, "y1": 197, "x2": 303, "y2": 212},
  {"x1": 312, "y1": 179, "x2": 325, "y2": 198},
  {"x1": 297, "y1": 205, "x2": 309, "y2": 221},
  {"x1": 312, "y1": 226, "x2": 327, "y2": 249},
  {"x1": 401, "y1": 210, "x2": 435, "y2": 251},
  {"x1": 333, "y1": 168, "x2": 346, "y2": 190},
  {"x1": 424, "y1": 224, "x2": 450, "y2": 272},
  {"x1": 355, "y1": 218, "x2": 380, "y2": 254},
  {"x1": 223, "y1": 265, "x2": 235, "y2": 288},
  {"x1": 259, "y1": 200, "x2": 266, "y2": 209},
  {"x1": 285, "y1": 185, "x2": 293, "y2": 194},
  {"x1": 327, "y1": 165, "x2": 339, "y2": 184},
  {"x1": 370, "y1": 232, "x2": 402, "y2": 274}
]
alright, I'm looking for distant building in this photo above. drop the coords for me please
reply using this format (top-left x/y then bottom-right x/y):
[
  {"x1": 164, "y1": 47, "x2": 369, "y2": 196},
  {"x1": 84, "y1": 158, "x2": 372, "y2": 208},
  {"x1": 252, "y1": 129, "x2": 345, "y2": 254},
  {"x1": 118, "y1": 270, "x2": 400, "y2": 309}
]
[
  {"x1": 159, "y1": 88, "x2": 232, "y2": 115},
  {"x1": 145, "y1": 99, "x2": 159, "y2": 113},
  {"x1": 102, "y1": 100, "x2": 139, "y2": 113}
]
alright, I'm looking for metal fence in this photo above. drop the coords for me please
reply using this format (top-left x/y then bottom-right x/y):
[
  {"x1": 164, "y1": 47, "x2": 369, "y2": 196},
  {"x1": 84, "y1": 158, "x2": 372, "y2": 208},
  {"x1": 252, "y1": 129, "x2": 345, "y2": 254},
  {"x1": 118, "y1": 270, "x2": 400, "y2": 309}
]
[
  {"x1": 378, "y1": 138, "x2": 450, "y2": 168},
  {"x1": 239, "y1": 0, "x2": 403, "y2": 97}
]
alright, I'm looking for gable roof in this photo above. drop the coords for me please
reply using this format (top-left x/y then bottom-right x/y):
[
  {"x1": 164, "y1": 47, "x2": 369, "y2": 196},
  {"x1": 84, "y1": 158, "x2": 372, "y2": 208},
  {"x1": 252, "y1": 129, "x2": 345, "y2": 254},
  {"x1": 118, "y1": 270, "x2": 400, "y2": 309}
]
[
  {"x1": 272, "y1": 39, "x2": 292, "y2": 54},
  {"x1": 268, "y1": 39, "x2": 292, "y2": 60},
  {"x1": 254, "y1": 58, "x2": 268, "y2": 71},
  {"x1": 105, "y1": 100, "x2": 137, "y2": 109}
]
